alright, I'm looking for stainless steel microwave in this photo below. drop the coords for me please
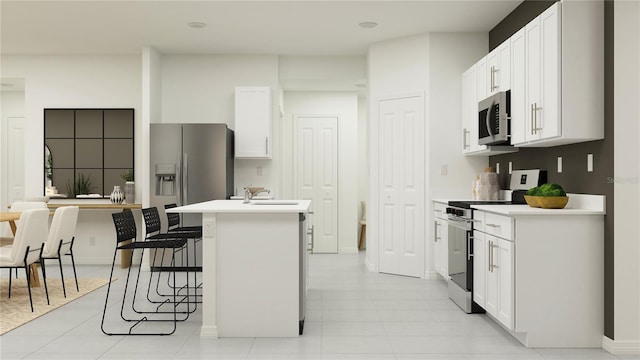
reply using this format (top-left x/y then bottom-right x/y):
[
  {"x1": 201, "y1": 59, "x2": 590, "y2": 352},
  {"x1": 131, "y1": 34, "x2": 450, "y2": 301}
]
[{"x1": 478, "y1": 90, "x2": 510, "y2": 145}]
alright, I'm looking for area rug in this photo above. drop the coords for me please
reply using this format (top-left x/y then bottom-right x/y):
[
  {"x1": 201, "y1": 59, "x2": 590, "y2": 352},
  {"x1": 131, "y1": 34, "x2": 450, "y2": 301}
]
[{"x1": 0, "y1": 277, "x2": 112, "y2": 335}]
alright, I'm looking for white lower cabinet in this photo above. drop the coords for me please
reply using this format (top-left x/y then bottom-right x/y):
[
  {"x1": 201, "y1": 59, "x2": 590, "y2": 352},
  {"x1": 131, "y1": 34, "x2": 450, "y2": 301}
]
[
  {"x1": 473, "y1": 212, "x2": 515, "y2": 331},
  {"x1": 472, "y1": 230, "x2": 486, "y2": 306},
  {"x1": 486, "y1": 234, "x2": 514, "y2": 330},
  {"x1": 472, "y1": 206, "x2": 604, "y2": 347},
  {"x1": 433, "y1": 202, "x2": 448, "y2": 279}
]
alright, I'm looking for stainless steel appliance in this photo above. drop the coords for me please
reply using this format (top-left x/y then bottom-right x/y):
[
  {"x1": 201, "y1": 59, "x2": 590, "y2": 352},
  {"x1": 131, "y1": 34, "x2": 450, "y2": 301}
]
[
  {"x1": 478, "y1": 90, "x2": 511, "y2": 145},
  {"x1": 299, "y1": 213, "x2": 309, "y2": 334},
  {"x1": 150, "y1": 123, "x2": 234, "y2": 267},
  {"x1": 446, "y1": 200, "x2": 509, "y2": 313},
  {"x1": 446, "y1": 169, "x2": 547, "y2": 313}
]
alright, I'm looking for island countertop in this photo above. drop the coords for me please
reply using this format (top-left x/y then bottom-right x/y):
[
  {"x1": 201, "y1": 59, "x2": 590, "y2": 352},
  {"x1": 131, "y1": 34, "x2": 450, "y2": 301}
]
[{"x1": 165, "y1": 199, "x2": 312, "y2": 214}]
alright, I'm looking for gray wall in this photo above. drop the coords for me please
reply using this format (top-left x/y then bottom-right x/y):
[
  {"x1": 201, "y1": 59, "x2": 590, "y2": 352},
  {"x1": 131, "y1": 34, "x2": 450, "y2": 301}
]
[{"x1": 488, "y1": 0, "x2": 615, "y2": 338}]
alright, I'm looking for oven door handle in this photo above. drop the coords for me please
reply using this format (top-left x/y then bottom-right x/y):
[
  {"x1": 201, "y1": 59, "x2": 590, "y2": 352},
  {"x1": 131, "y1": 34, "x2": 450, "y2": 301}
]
[{"x1": 467, "y1": 232, "x2": 473, "y2": 261}]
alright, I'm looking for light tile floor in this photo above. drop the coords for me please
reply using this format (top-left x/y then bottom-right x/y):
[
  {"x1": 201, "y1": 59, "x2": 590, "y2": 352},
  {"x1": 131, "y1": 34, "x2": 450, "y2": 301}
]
[{"x1": 0, "y1": 253, "x2": 637, "y2": 360}]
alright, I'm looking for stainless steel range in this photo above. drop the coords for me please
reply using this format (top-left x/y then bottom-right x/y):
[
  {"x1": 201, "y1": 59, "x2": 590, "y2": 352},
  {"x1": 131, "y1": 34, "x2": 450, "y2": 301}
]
[
  {"x1": 446, "y1": 200, "x2": 510, "y2": 313},
  {"x1": 445, "y1": 169, "x2": 547, "y2": 313}
]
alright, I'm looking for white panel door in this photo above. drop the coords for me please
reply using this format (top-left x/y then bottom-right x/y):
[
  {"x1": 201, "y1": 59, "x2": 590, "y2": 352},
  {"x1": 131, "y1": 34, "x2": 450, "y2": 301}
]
[
  {"x1": 296, "y1": 116, "x2": 338, "y2": 253},
  {"x1": 378, "y1": 96, "x2": 424, "y2": 277},
  {"x1": 7, "y1": 117, "x2": 25, "y2": 204}
]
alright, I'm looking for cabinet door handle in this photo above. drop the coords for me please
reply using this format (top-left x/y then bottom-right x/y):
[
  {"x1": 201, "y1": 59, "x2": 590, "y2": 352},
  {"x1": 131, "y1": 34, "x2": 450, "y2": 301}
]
[
  {"x1": 488, "y1": 240, "x2": 492, "y2": 272},
  {"x1": 434, "y1": 221, "x2": 440, "y2": 242},
  {"x1": 467, "y1": 232, "x2": 472, "y2": 261},
  {"x1": 533, "y1": 103, "x2": 543, "y2": 133},
  {"x1": 490, "y1": 66, "x2": 499, "y2": 92},
  {"x1": 489, "y1": 241, "x2": 499, "y2": 272},
  {"x1": 307, "y1": 225, "x2": 314, "y2": 253},
  {"x1": 486, "y1": 223, "x2": 500, "y2": 228},
  {"x1": 463, "y1": 128, "x2": 470, "y2": 149},
  {"x1": 494, "y1": 67, "x2": 499, "y2": 91},
  {"x1": 533, "y1": 102, "x2": 537, "y2": 134},
  {"x1": 265, "y1": 136, "x2": 269, "y2": 155},
  {"x1": 531, "y1": 104, "x2": 535, "y2": 135}
]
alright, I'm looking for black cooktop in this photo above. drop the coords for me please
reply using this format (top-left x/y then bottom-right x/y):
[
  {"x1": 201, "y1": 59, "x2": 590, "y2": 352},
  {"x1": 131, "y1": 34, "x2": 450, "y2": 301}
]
[{"x1": 448, "y1": 200, "x2": 512, "y2": 209}]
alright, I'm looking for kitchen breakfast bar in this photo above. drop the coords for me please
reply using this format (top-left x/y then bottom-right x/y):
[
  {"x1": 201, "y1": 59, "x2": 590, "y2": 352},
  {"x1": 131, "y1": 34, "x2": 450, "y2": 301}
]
[{"x1": 166, "y1": 199, "x2": 311, "y2": 338}]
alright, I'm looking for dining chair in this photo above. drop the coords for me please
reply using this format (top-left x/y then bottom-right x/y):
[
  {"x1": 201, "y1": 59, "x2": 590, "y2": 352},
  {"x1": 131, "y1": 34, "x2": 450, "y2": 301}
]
[
  {"x1": 101, "y1": 210, "x2": 189, "y2": 335},
  {"x1": 39, "y1": 206, "x2": 79, "y2": 298},
  {"x1": 2, "y1": 201, "x2": 48, "y2": 239},
  {"x1": 0, "y1": 208, "x2": 50, "y2": 312}
]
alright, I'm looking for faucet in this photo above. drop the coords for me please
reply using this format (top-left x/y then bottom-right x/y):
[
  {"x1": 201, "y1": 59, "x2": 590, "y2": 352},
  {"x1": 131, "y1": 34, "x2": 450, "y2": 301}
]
[{"x1": 243, "y1": 187, "x2": 271, "y2": 203}]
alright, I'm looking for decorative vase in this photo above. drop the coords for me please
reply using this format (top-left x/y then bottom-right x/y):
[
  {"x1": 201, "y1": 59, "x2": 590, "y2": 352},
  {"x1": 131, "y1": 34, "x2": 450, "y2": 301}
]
[
  {"x1": 478, "y1": 167, "x2": 500, "y2": 200},
  {"x1": 110, "y1": 185, "x2": 124, "y2": 204},
  {"x1": 124, "y1": 181, "x2": 135, "y2": 204}
]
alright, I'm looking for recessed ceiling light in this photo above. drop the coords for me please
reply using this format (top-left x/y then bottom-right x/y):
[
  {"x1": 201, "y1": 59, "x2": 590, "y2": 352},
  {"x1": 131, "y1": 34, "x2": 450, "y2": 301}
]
[
  {"x1": 187, "y1": 22, "x2": 207, "y2": 29},
  {"x1": 359, "y1": 22, "x2": 378, "y2": 29}
]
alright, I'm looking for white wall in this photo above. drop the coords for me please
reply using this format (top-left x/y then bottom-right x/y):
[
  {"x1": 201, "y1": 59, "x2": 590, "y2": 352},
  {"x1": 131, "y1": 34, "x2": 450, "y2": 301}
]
[
  {"x1": 0, "y1": 90, "x2": 25, "y2": 234},
  {"x1": 610, "y1": 0, "x2": 640, "y2": 354},
  {"x1": 429, "y1": 33, "x2": 489, "y2": 200},
  {"x1": 367, "y1": 32, "x2": 494, "y2": 276},
  {"x1": 159, "y1": 55, "x2": 281, "y2": 197},
  {"x1": 357, "y1": 95, "x2": 369, "y2": 240},
  {"x1": 426, "y1": 33, "x2": 489, "y2": 277},
  {"x1": 0, "y1": 55, "x2": 142, "y2": 265},
  {"x1": 367, "y1": 33, "x2": 430, "y2": 273},
  {"x1": 282, "y1": 91, "x2": 359, "y2": 253}
]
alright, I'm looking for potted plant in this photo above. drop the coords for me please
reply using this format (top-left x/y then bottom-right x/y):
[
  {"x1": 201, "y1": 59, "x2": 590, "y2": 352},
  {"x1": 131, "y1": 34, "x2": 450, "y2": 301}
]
[
  {"x1": 66, "y1": 173, "x2": 94, "y2": 197},
  {"x1": 120, "y1": 169, "x2": 135, "y2": 204},
  {"x1": 524, "y1": 183, "x2": 569, "y2": 209}
]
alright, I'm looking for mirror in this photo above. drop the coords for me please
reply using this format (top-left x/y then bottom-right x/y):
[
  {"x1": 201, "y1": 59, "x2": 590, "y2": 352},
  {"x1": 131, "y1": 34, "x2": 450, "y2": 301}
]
[
  {"x1": 44, "y1": 143, "x2": 64, "y2": 197},
  {"x1": 44, "y1": 108, "x2": 134, "y2": 198}
]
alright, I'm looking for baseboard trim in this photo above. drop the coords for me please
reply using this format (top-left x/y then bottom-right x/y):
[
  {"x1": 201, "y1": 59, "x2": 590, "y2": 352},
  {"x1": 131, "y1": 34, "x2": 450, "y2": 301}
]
[
  {"x1": 200, "y1": 325, "x2": 219, "y2": 338},
  {"x1": 602, "y1": 335, "x2": 640, "y2": 355},
  {"x1": 424, "y1": 270, "x2": 439, "y2": 280},
  {"x1": 340, "y1": 246, "x2": 359, "y2": 254},
  {"x1": 365, "y1": 256, "x2": 377, "y2": 272}
]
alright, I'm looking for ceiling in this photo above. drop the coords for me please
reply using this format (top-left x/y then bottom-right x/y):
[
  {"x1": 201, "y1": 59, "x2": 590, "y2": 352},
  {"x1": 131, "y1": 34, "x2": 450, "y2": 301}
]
[
  {"x1": 1, "y1": 1, "x2": 522, "y2": 56},
  {"x1": 1, "y1": 1, "x2": 522, "y2": 94}
]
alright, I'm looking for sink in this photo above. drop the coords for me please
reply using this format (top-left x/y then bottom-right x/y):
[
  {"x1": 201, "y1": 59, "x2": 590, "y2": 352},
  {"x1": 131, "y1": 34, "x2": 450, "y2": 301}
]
[{"x1": 250, "y1": 200, "x2": 300, "y2": 205}]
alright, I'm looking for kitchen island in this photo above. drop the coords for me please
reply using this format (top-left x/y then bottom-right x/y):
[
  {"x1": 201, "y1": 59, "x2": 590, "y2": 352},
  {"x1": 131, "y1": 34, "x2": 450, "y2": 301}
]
[{"x1": 166, "y1": 199, "x2": 312, "y2": 338}]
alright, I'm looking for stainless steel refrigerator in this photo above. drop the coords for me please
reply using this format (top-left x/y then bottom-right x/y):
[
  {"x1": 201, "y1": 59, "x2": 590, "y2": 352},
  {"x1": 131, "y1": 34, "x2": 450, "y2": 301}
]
[{"x1": 150, "y1": 123, "x2": 234, "y2": 267}]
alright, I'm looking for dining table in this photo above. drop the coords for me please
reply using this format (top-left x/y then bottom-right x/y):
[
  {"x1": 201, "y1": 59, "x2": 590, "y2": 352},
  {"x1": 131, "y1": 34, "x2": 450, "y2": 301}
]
[{"x1": 0, "y1": 211, "x2": 41, "y2": 287}]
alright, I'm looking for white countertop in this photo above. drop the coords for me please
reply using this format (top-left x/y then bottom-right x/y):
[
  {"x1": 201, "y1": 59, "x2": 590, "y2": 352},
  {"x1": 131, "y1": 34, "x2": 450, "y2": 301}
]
[
  {"x1": 471, "y1": 194, "x2": 606, "y2": 216},
  {"x1": 433, "y1": 194, "x2": 605, "y2": 216},
  {"x1": 165, "y1": 199, "x2": 312, "y2": 214},
  {"x1": 471, "y1": 204, "x2": 604, "y2": 215}
]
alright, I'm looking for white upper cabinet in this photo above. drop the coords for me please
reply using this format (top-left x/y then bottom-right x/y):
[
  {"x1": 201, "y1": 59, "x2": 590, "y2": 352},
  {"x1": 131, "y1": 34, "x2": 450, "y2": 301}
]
[
  {"x1": 467, "y1": 1, "x2": 604, "y2": 149},
  {"x1": 522, "y1": 3, "x2": 561, "y2": 143},
  {"x1": 461, "y1": 60, "x2": 518, "y2": 156},
  {"x1": 486, "y1": 40, "x2": 511, "y2": 95},
  {"x1": 510, "y1": 28, "x2": 527, "y2": 145},
  {"x1": 511, "y1": 1, "x2": 604, "y2": 147},
  {"x1": 234, "y1": 86, "x2": 272, "y2": 159},
  {"x1": 462, "y1": 63, "x2": 487, "y2": 154}
]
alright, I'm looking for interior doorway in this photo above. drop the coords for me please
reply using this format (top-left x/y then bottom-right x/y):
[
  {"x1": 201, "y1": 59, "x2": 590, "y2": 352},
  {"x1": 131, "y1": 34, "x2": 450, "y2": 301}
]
[
  {"x1": 377, "y1": 95, "x2": 425, "y2": 278},
  {"x1": 294, "y1": 115, "x2": 339, "y2": 253}
]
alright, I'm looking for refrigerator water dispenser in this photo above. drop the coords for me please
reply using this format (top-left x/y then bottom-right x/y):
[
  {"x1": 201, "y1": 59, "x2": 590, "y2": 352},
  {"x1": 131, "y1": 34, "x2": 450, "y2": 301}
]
[{"x1": 155, "y1": 163, "x2": 176, "y2": 196}]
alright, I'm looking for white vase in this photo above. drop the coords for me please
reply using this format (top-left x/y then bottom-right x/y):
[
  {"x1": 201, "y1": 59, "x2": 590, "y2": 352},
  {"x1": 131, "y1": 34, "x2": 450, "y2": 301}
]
[
  {"x1": 124, "y1": 181, "x2": 135, "y2": 204},
  {"x1": 110, "y1": 185, "x2": 124, "y2": 204}
]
